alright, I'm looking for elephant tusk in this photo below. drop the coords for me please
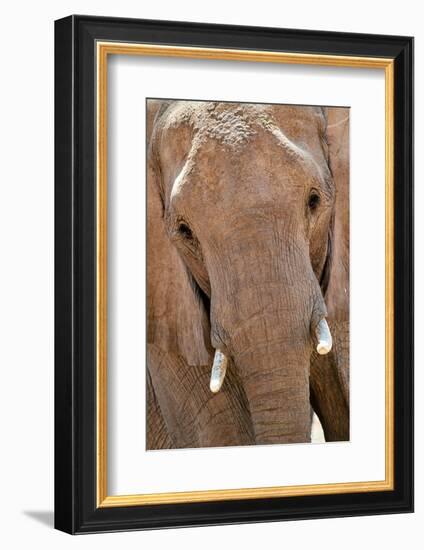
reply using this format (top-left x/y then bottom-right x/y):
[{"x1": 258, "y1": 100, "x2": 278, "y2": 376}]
[
  {"x1": 210, "y1": 350, "x2": 228, "y2": 393},
  {"x1": 315, "y1": 318, "x2": 332, "y2": 355}
]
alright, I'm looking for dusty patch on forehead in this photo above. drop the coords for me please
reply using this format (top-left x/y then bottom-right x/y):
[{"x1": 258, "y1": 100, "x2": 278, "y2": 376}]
[
  {"x1": 191, "y1": 102, "x2": 258, "y2": 150},
  {"x1": 163, "y1": 102, "x2": 327, "y2": 178}
]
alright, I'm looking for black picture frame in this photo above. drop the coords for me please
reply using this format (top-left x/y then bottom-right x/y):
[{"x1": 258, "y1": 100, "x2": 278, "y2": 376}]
[{"x1": 55, "y1": 15, "x2": 414, "y2": 534}]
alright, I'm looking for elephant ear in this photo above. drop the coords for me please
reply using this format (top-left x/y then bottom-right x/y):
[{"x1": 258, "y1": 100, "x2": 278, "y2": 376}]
[
  {"x1": 325, "y1": 107, "x2": 350, "y2": 322},
  {"x1": 146, "y1": 101, "x2": 212, "y2": 366},
  {"x1": 309, "y1": 107, "x2": 350, "y2": 441}
]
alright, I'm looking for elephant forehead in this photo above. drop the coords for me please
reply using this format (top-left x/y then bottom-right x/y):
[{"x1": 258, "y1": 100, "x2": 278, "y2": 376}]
[
  {"x1": 189, "y1": 108, "x2": 322, "y2": 168},
  {"x1": 170, "y1": 140, "x2": 315, "y2": 213},
  {"x1": 165, "y1": 102, "x2": 332, "y2": 202},
  {"x1": 186, "y1": 124, "x2": 326, "y2": 187},
  {"x1": 166, "y1": 101, "x2": 323, "y2": 148}
]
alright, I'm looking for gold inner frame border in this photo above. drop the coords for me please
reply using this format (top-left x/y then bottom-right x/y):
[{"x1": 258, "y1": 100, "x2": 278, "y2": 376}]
[{"x1": 96, "y1": 41, "x2": 394, "y2": 508}]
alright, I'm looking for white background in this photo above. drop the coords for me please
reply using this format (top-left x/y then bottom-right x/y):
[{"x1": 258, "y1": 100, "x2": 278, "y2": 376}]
[
  {"x1": 108, "y1": 57, "x2": 386, "y2": 495},
  {"x1": 0, "y1": 1, "x2": 421, "y2": 548}
]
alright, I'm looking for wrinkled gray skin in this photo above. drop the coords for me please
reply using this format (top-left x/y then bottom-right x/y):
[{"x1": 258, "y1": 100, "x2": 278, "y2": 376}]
[{"x1": 147, "y1": 100, "x2": 349, "y2": 449}]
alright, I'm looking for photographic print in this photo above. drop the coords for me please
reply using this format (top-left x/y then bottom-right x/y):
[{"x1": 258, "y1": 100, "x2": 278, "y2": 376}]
[{"x1": 146, "y1": 99, "x2": 350, "y2": 450}]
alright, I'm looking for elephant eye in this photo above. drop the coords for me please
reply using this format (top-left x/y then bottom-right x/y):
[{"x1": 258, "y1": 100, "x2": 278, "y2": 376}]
[
  {"x1": 178, "y1": 222, "x2": 193, "y2": 240},
  {"x1": 308, "y1": 192, "x2": 321, "y2": 211}
]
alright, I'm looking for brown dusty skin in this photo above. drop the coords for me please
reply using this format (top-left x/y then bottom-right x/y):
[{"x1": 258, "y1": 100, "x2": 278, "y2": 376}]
[
  {"x1": 310, "y1": 107, "x2": 350, "y2": 441},
  {"x1": 146, "y1": 100, "x2": 349, "y2": 449}
]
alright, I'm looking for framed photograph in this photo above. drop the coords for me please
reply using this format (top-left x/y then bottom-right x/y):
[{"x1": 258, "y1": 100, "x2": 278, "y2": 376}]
[{"x1": 54, "y1": 15, "x2": 413, "y2": 534}]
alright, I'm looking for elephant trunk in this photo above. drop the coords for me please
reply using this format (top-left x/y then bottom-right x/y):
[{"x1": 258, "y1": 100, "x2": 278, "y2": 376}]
[
  {"x1": 230, "y1": 315, "x2": 313, "y2": 444},
  {"x1": 208, "y1": 234, "x2": 330, "y2": 443}
]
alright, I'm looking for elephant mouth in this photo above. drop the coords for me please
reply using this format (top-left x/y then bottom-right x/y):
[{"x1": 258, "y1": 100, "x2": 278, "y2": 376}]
[{"x1": 208, "y1": 317, "x2": 332, "y2": 394}]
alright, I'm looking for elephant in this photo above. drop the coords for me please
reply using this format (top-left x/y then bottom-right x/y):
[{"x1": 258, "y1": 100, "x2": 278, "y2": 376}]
[{"x1": 146, "y1": 99, "x2": 349, "y2": 449}]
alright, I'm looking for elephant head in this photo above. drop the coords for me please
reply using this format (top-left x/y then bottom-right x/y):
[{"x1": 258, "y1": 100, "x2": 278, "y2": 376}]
[{"x1": 147, "y1": 100, "x2": 349, "y2": 446}]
